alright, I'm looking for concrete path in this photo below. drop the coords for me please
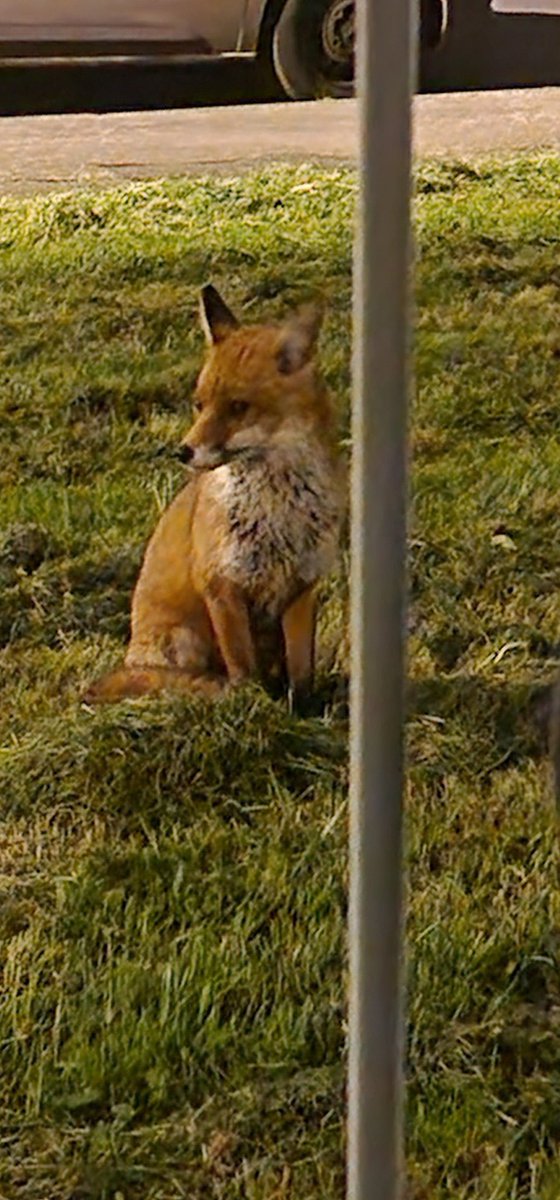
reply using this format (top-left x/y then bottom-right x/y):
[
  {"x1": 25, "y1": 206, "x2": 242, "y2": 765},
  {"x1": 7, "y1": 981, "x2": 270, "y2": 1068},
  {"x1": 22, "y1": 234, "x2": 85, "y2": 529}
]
[{"x1": 1, "y1": 87, "x2": 560, "y2": 195}]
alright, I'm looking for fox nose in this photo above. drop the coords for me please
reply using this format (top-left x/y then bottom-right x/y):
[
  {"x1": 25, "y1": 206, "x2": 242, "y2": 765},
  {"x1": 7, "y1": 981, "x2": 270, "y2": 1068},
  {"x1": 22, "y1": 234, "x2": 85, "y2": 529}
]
[{"x1": 176, "y1": 444, "x2": 194, "y2": 464}]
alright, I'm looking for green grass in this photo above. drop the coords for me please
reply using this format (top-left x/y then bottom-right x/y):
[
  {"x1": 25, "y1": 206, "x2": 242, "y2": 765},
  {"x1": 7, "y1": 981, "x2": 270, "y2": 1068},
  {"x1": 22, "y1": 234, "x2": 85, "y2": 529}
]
[{"x1": 1, "y1": 157, "x2": 560, "y2": 1199}]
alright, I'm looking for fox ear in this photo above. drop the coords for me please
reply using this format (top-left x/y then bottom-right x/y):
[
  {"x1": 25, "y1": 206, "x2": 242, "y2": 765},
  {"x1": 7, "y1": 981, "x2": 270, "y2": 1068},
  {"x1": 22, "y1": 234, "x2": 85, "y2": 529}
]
[
  {"x1": 200, "y1": 285, "x2": 239, "y2": 345},
  {"x1": 276, "y1": 303, "x2": 323, "y2": 375}
]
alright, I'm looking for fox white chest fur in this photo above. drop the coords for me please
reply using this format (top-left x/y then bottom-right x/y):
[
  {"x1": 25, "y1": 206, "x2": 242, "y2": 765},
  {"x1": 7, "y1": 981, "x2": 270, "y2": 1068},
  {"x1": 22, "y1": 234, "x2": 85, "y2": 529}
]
[{"x1": 204, "y1": 440, "x2": 343, "y2": 617}]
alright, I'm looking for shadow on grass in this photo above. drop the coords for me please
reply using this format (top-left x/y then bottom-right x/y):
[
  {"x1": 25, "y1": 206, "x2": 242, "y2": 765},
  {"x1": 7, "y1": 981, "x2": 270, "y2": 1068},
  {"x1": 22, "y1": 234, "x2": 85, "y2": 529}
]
[
  {"x1": 0, "y1": 684, "x2": 348, "y2": 827},
  {"x1": 409, "y1": 672, "x2": 553, "y2": 783},
  {"x1": 305, "y1": 667, "x2": 554, "y2": 778}
]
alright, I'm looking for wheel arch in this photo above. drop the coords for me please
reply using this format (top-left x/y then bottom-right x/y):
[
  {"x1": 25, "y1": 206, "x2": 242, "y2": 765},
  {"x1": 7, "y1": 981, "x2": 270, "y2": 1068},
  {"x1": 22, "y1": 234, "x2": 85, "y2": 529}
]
[{"x1": 256, "y1": 0, "x2": 289, "y2": 58}]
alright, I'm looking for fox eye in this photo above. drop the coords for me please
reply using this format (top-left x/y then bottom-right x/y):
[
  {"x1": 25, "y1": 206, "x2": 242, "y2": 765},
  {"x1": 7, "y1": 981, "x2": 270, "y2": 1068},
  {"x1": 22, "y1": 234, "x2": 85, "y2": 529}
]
[
  {"x1": 192, "y1": 399, "x2": 203, "y2": 416},
  {"x1": 229, "y1": 400, "x2": 249, "y2": 418}
]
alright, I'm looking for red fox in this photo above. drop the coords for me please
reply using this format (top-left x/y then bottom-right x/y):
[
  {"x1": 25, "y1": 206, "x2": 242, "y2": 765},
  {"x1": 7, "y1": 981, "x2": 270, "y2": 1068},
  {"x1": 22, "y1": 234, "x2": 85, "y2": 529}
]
[{"x1": 84, "y1": 285, "x2": 345, "y2": 704}]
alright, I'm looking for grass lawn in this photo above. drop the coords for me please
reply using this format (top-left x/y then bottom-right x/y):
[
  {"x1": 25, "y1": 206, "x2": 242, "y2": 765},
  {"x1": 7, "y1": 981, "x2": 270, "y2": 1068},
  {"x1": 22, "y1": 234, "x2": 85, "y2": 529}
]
[{"x1": 1, "y1": 157, "x2": 560, "y2": 1199}]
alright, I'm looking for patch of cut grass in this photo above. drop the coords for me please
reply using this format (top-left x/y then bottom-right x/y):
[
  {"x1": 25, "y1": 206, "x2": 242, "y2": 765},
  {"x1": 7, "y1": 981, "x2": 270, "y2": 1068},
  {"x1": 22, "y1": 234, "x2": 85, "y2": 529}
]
[{"x1": 1, "y1": 159, "x2": 560, "y2": 1198}]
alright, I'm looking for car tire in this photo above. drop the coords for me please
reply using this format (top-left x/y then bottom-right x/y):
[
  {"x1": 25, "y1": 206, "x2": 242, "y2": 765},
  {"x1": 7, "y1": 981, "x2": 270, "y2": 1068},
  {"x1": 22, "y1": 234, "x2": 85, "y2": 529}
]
[
  {"x1": 420, "y1": 0, "x2": 447, "y2": 49},
  {"x1": 272, "y1": 0, "x2": 355, "y2": 100},
  {"x1": 271, "y1": 0, "x2": 447, "y2": 101}
]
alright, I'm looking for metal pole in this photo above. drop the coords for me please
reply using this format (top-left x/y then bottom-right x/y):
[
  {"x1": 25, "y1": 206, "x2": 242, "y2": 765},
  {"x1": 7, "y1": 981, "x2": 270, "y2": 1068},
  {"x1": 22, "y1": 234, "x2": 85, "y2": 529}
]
[{"x1": 348, "y1": 0, "x2": 415, "y2": 1197}]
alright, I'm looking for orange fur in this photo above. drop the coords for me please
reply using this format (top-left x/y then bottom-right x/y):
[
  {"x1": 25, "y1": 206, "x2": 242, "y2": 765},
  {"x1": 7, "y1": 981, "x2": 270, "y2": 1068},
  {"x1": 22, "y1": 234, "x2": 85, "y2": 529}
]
[{"x1": 84, "y1": 286, "x2": 344, "y2": 705}]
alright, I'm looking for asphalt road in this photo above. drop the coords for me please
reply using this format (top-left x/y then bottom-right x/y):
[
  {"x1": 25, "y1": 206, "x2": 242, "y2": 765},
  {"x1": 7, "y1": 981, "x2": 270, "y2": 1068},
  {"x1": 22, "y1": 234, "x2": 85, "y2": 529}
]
[{"x1": 1, "y1": 88, "x2": 560, "y2": 194}]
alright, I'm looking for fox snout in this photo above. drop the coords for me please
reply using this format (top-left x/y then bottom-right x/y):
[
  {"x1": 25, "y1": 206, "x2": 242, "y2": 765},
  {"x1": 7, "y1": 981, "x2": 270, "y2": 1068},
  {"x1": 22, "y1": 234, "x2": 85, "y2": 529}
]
[
  {"x1": 176, "y1": 441, "x2": 225, "y2": 469},
  {"x1": 176, "y1": 443, "x2": 226, "y2": 469},
  {"x1": 178, "y1": 434, "x2": 227, "y2": 470},
  {"x1": 177, "y1": 399, "x2": 234, "y2": 469}
]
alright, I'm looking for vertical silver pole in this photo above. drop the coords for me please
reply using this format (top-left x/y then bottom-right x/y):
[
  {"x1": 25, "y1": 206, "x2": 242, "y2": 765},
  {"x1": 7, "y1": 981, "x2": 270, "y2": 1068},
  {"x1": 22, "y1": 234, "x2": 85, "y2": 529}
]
[{"x1": 348, "y1": 0, "x2": 415, "y2": 1197}]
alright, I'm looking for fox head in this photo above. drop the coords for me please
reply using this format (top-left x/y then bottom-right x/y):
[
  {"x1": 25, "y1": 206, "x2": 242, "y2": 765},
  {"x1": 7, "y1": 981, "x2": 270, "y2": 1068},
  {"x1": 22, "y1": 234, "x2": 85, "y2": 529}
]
[{"x1": 178, "y1": 285, "x2": 334, "y2": 470}]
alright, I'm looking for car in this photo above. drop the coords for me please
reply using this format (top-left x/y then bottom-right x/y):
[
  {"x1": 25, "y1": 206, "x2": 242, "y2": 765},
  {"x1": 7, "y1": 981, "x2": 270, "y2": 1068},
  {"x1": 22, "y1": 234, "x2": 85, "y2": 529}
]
[
  {"x1": 0, "y1": 0, "x2": 448, "y2": 103},
  {"x1": 1, "y1": 0, "x2": 560, "y2": 116}
]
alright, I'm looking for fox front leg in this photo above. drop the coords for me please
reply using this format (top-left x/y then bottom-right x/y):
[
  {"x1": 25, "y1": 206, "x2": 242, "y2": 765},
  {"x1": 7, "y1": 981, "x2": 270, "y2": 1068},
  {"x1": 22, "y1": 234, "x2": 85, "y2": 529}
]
[
  {"x1": 204, "y1": 578, "x2": 257, "y2": 686},
  {"x1": 282, "y1": 587, "x2": 316, "y2": 701}
]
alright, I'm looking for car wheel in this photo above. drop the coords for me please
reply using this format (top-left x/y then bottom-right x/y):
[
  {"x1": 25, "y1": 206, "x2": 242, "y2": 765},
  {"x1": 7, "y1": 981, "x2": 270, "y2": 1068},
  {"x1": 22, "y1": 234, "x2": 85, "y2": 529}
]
[
  {"x1": 271, "y1": 0, "x2": 447, "y2": 101},
  {"x1": 273, "y1": 0, "x2": 355, "y2": 100}
]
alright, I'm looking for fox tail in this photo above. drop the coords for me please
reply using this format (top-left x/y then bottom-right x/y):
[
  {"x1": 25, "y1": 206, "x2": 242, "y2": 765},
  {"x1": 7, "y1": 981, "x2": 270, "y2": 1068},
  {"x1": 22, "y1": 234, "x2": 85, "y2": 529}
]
[{"x1": 82, "y1": 665, "x2": 224, "y2": 704}]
